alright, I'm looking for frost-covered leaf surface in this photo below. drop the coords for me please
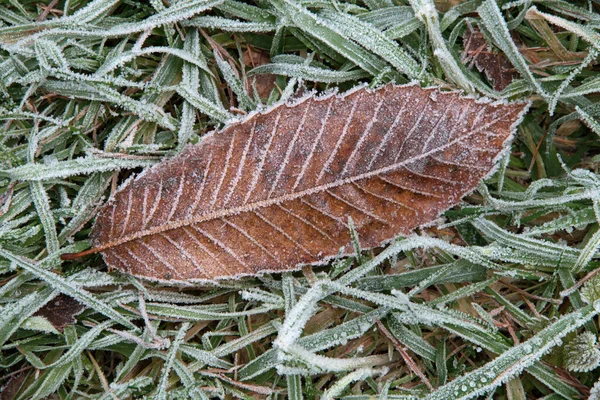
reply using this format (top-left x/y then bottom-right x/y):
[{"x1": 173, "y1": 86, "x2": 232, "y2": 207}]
[
  {"x1": 76, "y1": 84, "x2": 527, "y2": 282},
  {"x1": 2, "y1": 0, "x2": 600, "y2": 399},
  {"x1": 563, "y1": 331, "x2": 600, "y2": 373}
]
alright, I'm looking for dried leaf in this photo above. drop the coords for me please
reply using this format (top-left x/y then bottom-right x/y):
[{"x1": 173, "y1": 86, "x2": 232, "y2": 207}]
[
  {"x1": 0, "y1": 372, "x2": 26, "y2": 400},
  {"x1": 463, "y1": 26, "x2": 518, "y2": 91},
  {"x1": 63, "y1": 84, "x2": 528, "y2": 282},
  {"x1": 243, "y1": 48, "x2": 277, "y2": 100},
  {"x1": 34, "y1": 294, "x2": 85, "y2": 332}
]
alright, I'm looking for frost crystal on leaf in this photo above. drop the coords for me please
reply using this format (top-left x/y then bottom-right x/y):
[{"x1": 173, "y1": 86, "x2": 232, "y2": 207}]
[
  {"x1": 62, "y1": 84, "x2": 528, "y2": 282},
  {"x1": 563, "y1": 331, "x2": 600, "y2": 372},
  {"x1": 582, "y1": 274, "x2": 600, "y2": 304},
  {"x1": 590, "y1": 379, "x2": 600, "y2": 400}
]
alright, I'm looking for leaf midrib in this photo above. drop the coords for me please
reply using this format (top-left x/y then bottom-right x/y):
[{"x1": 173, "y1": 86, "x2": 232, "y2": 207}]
[{"x1": 92, "y1": 111, "x2": 508, "y2": 254}]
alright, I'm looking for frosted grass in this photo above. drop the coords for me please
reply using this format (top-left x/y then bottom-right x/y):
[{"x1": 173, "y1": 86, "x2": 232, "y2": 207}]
[{"x1": 2, "y1": 0, "x2": 600, "y2": 398}]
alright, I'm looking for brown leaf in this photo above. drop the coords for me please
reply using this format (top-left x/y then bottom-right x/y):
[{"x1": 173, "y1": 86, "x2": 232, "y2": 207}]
[
  {"x1": 463, "y1": 26, "x2": 518, "y2": 91},
  {"x1": 34, "y1": 294, "x2": 85, "y2": 332},
  {"x1": 0, "y1": 372, "x2": 27, "y2": 400},
  {"x1": 242, "y1": 48, "x2": 276, "y2": 100},
  {"x1": 62, "y1": 84, "x2": 528, "y2": 282}
]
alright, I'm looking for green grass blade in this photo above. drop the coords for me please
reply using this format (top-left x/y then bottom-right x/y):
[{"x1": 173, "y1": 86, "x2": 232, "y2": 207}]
[
  {"x1": 427, "y1": 302, "x2": 600, "y2": 399},
  {"x1": 0, "y1": 248, "x2": 137, "y2": 330}
]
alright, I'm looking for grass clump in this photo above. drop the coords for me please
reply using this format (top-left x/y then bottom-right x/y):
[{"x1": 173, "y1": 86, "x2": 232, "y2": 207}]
[{"x1": 2, "y1": 0, "x2": 600, "y2": 398}]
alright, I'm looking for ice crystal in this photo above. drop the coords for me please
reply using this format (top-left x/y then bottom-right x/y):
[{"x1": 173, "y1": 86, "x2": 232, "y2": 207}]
[
  {"x1": 563, "y1": 331, "x2": 600, "y2": 372},
  {"x1": 582, "y1": 274, "x2": 600, "y2": 305}
]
